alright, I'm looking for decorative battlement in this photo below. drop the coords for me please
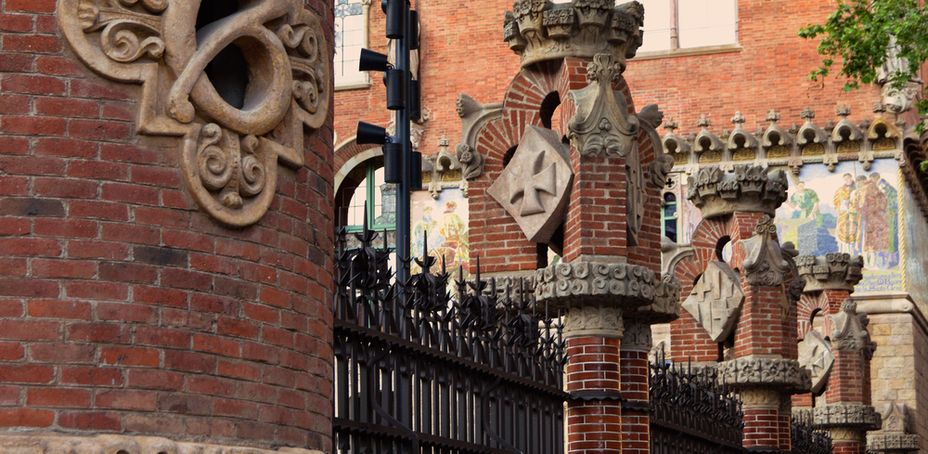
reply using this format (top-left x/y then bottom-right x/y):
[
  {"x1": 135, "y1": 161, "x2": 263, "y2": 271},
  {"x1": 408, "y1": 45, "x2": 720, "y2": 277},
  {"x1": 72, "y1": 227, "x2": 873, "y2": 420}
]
[
  {"x1": 504, "y1": 0, "x2": 644, "y2": 68},
  {"x1": 686, "y1": 165, "x2": 789, "y2": 219},
  {"x1": 796, "y1": 253, "x2": 864, "y2": 293}
]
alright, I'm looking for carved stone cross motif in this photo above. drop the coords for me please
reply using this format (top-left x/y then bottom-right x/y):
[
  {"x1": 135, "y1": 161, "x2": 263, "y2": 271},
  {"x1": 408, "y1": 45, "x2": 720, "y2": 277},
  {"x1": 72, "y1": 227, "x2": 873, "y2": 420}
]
[
  {"x1": 488, "y1": 125, "x2": 573, "y2": 243},
  {"x1": 797, "y1": 330, "x2": 834, "y2": 394},
  {"x1": 682, "y1": 261, "x2": 745, "y2": 342}
]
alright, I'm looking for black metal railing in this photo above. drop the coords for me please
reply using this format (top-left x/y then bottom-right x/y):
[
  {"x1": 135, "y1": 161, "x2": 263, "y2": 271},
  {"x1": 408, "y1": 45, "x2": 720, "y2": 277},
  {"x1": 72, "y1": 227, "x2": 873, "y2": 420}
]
[
  {"x1": 334, "y1": 225, "x2": 567, "y2": 454},
  {"x1": 790, "y1": 411, "x2": 832, "y2": 454},
  {"x1": 649, "y1": 351, "x2": 744, "y2": 454}
]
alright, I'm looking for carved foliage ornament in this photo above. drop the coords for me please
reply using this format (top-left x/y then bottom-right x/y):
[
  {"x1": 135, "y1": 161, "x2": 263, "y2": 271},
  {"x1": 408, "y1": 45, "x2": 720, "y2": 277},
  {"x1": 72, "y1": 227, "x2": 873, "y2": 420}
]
[
  {"x1": 59, "y1": 0, "x2": 330, "y2": 226},
  {"x1": 742, "y1": 215, "x2": 790, "y2": 287},
  {"x1": 568, "y1": 53, "x2": 640, "y2": 158},
  {"x1": 534, "y1": 259, "x2": 679, "y2": 310},
  {"x1": 717, "y1": 357, "x2": 811, "y2": 392}
]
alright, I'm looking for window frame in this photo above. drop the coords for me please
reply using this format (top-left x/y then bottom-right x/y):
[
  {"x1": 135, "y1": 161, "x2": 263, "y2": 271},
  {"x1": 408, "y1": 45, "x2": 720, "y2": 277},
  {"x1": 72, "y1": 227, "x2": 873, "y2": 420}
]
[
  {"x1": 343, "y1": 162, "x2": 397, "y2": 234},
  {"x1": 636, "y1": 0, "x2": 740, "y2": 57},
  {"x1": 334, "y1": 0, "x2": 372, "y2": 91}
]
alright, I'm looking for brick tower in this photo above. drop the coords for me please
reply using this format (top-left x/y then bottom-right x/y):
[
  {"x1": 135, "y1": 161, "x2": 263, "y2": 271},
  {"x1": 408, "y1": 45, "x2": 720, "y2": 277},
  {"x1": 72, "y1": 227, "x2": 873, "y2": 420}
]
[
  {"x1": 465, "y1": 1, "x2": 680, "y2": 452},
  {"x1": 667, "y1": 164, "x2": 812, "y2": 451},
  {"x1": 0, "y1": 0, "x2": 334, "y2": 451}
]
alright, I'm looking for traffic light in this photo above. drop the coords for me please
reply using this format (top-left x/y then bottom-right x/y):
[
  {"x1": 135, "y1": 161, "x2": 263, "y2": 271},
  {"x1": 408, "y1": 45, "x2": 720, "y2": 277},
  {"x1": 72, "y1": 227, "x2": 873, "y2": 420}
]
[{"x1": 357, "y1": 1, "x2": 421, "y2": 284}]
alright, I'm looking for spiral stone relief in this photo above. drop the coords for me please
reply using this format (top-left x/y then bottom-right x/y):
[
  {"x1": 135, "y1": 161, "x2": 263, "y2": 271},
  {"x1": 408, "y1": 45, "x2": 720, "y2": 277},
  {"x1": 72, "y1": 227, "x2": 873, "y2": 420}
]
[{"x1": 58, "y1": 0, "x2": 330, "y2": 226}]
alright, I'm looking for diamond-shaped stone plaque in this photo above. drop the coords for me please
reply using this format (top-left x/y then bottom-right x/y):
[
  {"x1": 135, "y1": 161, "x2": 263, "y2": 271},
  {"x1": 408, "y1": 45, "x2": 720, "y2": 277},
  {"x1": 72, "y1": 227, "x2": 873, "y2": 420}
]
[
  {"x1": 682, "y1": 261, "x2": 744, "y2": 342},
  {"x1": 488, "y1": 125, "x2": 573, "y2": 243},
  {"x1": 798, "y1": 330, "x2": 834, "y2": 394}
]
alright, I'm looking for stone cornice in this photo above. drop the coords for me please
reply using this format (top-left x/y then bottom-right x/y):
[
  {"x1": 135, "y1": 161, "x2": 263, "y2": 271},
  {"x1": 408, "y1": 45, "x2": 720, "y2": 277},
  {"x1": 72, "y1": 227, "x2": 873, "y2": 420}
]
[
  {"x1": 796, "y1": 253, "x2": 864, "y2": 293},
  {"x1": 534, "y1": 258, "x2": 679, "y2": 310},
  {"x1": 813, "y1": 404, "x2": 882, "y2": 431},
  {"x1": 868, "y1": 432, "x2": 920, "y2": 452},
  {"x1": 717, "y1": 357, "x2": 811, "y2": 392},
  {"x1": 504, "y1": 0, "x2": 644, "y2": 68},
  {"x1": 686, "y1": 165, "x2": 788, "y2": 219}
]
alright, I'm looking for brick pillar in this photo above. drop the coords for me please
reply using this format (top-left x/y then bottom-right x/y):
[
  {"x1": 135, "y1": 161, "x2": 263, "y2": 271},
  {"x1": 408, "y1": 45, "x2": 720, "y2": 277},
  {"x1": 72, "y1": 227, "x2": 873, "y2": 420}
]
[
  {"x1": 795, "y1": 255, "x2": 881, "y2": 454},
  {"x1": 619, "y1": 320, "x2": 652, "y2": 454},
  {"x1": 0, "y1": 1, "x2": 334, "y2": 452}
]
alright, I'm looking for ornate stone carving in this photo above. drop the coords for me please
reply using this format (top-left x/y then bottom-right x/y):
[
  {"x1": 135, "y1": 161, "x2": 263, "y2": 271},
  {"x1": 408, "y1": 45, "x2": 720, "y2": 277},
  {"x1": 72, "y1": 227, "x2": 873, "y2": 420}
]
[
  {"x1": 534, "y1": 259, "x2": 677, "y2": 309},
  {"x1": 621, "y1": 319, "x2": 652, "y2": 351},
  {"x1": 727, "y1": 111, "x2": 759, "y2": 151},
  {"x1": 813, "y1": 404, "x2": 882, "y2": 430},
  {"x1": 762, "y1": 110, "x2": 793, "y2": 150},
  {"x1": 455, "y1": 93, "x2": 499, "y2": 184},
  {"x1": 740, "y1": 388, "x2": 781, "y2": 409},
  {"x1": 641, "y1": 104, "x2": 674, "y2": 189},
  {"x1": 868, "y1": 432, "x2": 921, "y2": 452},
  {"x1": 741, "y1": 215, "x2": 790, "y2": 287},
  {"x1": 797, "y1": 330, "x2": 834, "y2": 394},
  {"x1": 487, "y1": 125, "x2": 573, "y2": 243},
  {"x1": 832, "y1": 105, "x2": 864, "y2": 145},
  {"x1": 717, "y1": 357, "x2": 811, "y2": 392},
  {"x1": 796, "y1": 253, "x2": 864, "y2": 293},
  {"x1": 830, "y1": 301, "x2": 876, "y2": 356},
  {"x1": 686, "y1": 165, "x2": 788, "y2": 219},
  {"x1": 0, "y1": 433, "x2": 320, "y2": 453},
  {"x1": 59, "y1": 0, "x2": 330, "y2": 227},
  {"x1": 504, "y1": 0, "x2": 643, "y2": 68},
  {"x1": 457, "y1": 143, "x2": 484, "y2": 181},
  {"x1": 682, "y1": 261, "x2": 744, "y2": 342},
  {"x1": 563, "y1": 302, "x2": 623, "y2": 339},
  {"x1": 880, "y1": 401, "x2": 910, "y2": 433},
  {"x1": 634, "y1": 273, "x2": 680, "y2": 323},
  {"x1": 877, "y1": 36, "x2": 924, "y2": 115},
  {"x1": 568, "y1": 53, "x2": 641, "y2": 158}
]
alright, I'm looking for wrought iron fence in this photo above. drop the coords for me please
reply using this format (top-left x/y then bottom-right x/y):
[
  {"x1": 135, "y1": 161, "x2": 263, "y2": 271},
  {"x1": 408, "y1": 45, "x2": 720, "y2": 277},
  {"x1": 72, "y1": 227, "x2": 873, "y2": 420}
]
[
  {"x1": 790, "y1": 411, "x2": 832, "y2": 454},
  {"x1": 334, "y1": 225, "x2": 567, "y2": 454},
  {"x1": 649, "y1": 351, "x2": 744, "y2": 454}
]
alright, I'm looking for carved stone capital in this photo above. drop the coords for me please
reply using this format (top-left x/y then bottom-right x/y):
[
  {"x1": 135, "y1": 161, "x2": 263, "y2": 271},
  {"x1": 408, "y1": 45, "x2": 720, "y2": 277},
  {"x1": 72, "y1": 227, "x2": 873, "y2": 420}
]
[
  {"x1": 620, "y1": 319, "x2": 651, "y2": 351},
  {"x1": 868, "y1": 432, "x2": 920, "y2": 452},
  {"x1": 534, "y1": 258, "x2": 678, "y2": 310},
  {"x1": 505, "y1": 0, "x2": 643, "y2": 68},
  {"x1": 796, "y1": 254, "x2": 864, "y2": 293},
  {"x1": 0, "y1": 433, "x2": 321, "y2": 453},
  {"x1": 717, "y1": 357, "x2": 811, "y2": 392},
  {"x1": 813, "y1": 404, "x2": 882, "y2": 431},
  {"x1": 563, "y1": 303, "x2": 623, "y2": 339},
  {"x1": 686, "y1": 165, "x2": 788, "y2": 219},
  {"x1": 58, "y1": 0, "x2": 330, "y2": 227}
]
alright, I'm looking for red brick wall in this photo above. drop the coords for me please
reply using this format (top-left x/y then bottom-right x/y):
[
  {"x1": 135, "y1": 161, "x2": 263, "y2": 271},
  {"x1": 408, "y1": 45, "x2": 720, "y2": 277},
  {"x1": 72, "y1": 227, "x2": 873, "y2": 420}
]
[{"x1": 0, "y1": 0, "x2": 334, "y2": 450}]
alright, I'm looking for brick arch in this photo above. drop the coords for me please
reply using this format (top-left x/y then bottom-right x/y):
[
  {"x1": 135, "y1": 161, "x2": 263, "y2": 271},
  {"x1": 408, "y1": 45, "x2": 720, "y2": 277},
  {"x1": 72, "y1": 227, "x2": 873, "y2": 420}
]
[
  {"x1": 333, "y1": 136, "x2": 382, "y2": 195},
  {"x1": 690, "y1": 216, "x2": 734, "y2": 267},
  {"x1": 797, "y1": 292, "x2": 830, "y2": 340}
]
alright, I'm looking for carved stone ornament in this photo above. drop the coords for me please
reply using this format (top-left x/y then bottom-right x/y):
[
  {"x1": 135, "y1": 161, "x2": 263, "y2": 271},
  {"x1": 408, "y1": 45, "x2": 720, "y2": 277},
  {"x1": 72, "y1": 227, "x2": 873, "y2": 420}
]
[
  {"x1": 739, "y1": 388, "x2": 781, "y2": 409},
  {"x1": 829, "y1": 301, "x2": 876, "y2": 355},
  {"x1": 868, "y1": 432, "x2": 921, "y2": 453},
  {"x1": 620, "y1": 319, "x2": 652, "y2": 351},
  {"x1": 58, "y1": 0, "x2": 330, "y2": 227},
  {"x1": 534, "y1": 259, "x2": 678, "y2": 310},
  {"x1": 634, "y1": 273, "x2": 681, "y2": 323},
  {"x1": 687, "y1": 165, "x2": 789, "y2": 219},
  {"x1": 504, "y1": 0, "x2": 644, "y2": 68},
  {"x1": 487, "y1": 125, "x2": 573, "y2": 243},
  {"x1": 563, "y1": 302, "x2": 623, "y2": 339},
  {"x1": 742, "y1": 215, "x2": 790, "y2": 287},
  {"x1": 797, "y1": 329, "x2": 834, "y2": 394},
  {"x1": 717, "y1": 357, "x2": 812, "y2": 392},
  {"x1": 813, "y1": 404, "x2": 882, "y2": 431},
  {"x1": 568, "y1": 53, "x2": 640, "y2": 158},
  {"x1": 0, "y1": 433, "x2": 319, "y2": 453},
  {"x1": 796, "y1": 254, "x2": 864, "y2": 293},
  {"x1": 682, "y1": 261, "x2": 744, "y2": 342},
  {"x1": 880, "y1": 402, "x2": 910, "y2": 433}
]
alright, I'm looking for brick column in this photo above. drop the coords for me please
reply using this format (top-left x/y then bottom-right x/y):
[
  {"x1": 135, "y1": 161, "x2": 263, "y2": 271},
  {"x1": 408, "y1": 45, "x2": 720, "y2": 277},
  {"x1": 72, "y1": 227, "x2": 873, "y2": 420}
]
[
  {"x1": 796, "y1": 255, "x2": 881, "y2": 454},
  {"x1": 619, "y1": 320, "x2": 652, "y2": 454}
]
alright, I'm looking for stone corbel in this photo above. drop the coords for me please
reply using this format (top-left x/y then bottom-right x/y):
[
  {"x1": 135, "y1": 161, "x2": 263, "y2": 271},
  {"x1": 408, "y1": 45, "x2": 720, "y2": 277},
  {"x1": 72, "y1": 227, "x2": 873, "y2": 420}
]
[
  {"x1": 58, "y1": 0, "x2": 330, "y2": 227},
  {"x1": 797, "y1": 107, "x2": 829, "y2": 157},
  {"x1": 687, "y1": 165, "x2": 788, "y2": 219},
  {"x1": 727, "y1": 111, "x2": 759, "y2": 159}
]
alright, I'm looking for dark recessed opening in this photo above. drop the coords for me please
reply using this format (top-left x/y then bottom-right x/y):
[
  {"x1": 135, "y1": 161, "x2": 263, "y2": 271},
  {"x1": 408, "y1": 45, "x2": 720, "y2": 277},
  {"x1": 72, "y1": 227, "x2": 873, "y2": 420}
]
[
  {"x1": 197, "y1": 0, "x2": 249, "y2": 109},
  {"x1": 715, "y1": 236, "x2": 732, "y2": 262},
  {"x1": 539, "y1": 92, "x2": 561, "y2": 129},
  {"x1": 502, "y1": 145, "x2": 518, "y2": 168}
]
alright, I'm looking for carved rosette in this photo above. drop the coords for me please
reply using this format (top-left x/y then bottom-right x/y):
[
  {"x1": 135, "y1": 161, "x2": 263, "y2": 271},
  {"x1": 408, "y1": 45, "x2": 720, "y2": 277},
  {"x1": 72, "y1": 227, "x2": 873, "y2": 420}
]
[
  {"x1": 717, "y1": 357, "x2": 811, "y2": 392},
  {"x1": 687, "y1": 165, "x2": 789, "y2": 219},
  {"x1": 796, "y1": 254, "x2": 864, "y2": 293},
  {"x1": 534, "y1": 259, "x2": 678, "y2": 310},
  {"x1": 504, "y1": 0, "x2": 643, "y2": 68},
  {"x1": 563, "y1": 303, "x2": 623, "y2": 339},
  {"x1": 58, "y1": 0, "x2": 330, "y2": 227},
  {"x1": 0, "y1": 433, "x2": 320, "y2": 453},
  {"x1": 813, "y1": 404, "x2": 882, "y2": 431}
]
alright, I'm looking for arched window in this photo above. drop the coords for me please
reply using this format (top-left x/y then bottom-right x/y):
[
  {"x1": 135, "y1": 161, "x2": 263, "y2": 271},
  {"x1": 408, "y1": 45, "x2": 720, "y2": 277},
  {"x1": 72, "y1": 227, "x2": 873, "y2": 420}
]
[
  {"x1": 662, "y1": 192, "x2": 678, "y2": 242},
  {"x1": 335, "y1": 0, "x2": 370, "y2": 89},
  {"x1": 336, "y1": 160, "x2": 396, "y2": 232}
]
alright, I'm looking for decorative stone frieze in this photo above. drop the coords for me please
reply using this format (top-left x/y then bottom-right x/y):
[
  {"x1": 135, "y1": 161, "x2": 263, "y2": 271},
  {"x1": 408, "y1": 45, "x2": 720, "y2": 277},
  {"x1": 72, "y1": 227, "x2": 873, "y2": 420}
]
[
  {"x1": 740, "y1": 388, "x2": 782, "y2": 409},
  {"x1": 742, "y1": 215, "x2": 790, "y2": 287},
  {"x1": 633, "y1": 274, "x2": 681, "y2": 322},
  {"x1": 620, "y1": 318, "x2": 652, "y2": 350},
  {"x1": 563, "y1": 302, "x2": 623, "y2": 339},
  {"x1": 796, "y1": 253, "x2": 864, "y2": 293},
  {"x1": 58, "y1": 0, "x2": 330, "y2": 227},
  {"x1": 813, "y1": 404, "x2": 882, "y2": 430},
  {"x1": 681, "y1": 261, "x2": 744, "y2": 342},
  {"x1": 830, "y1": 301, "x2": 876, "y2": 355},
  {"x1": 868, "y1": 432, "x2": 921, "y2": 452},
  {"x1": 0, "y1": 434, "x2": 320, "y2": 453},
  {"x1": 487, "y1": 125, "x2": 573, "y2": 243},
  {"x1": 568, "y1": 53, "x2": 641, "y2": 158},
  {"x1": 797, "y1": 330, "x2": 834, "y2": 394},
  {"x1": 717, "y1": 357, "x2": 812, "y2": 392},
  {"x1": 686, "y1": 165, "x2": 789, "y2": 219},
  {"x1": 504, "y1": 0, "x2": 643, "y2": 68},
  {"x1": 534, "y1": 259, "x2": 677, "y2": 309}
]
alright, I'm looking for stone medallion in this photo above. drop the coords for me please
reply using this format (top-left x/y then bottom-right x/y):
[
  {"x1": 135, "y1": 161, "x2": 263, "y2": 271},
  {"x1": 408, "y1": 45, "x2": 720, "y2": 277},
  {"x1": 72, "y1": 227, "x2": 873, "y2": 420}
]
[
  {"x1": 797, "y1": 329, "x2": 834, "y2": 394},
  {"x1": 682, "y1": 261, "x2": 744, "y2": 342},
  {"x1": 488, "y1": 125, "x2": 573, "y2": 243},
  {"x1": 58, "y1": 0, "x2": 330, "y2": 226}
]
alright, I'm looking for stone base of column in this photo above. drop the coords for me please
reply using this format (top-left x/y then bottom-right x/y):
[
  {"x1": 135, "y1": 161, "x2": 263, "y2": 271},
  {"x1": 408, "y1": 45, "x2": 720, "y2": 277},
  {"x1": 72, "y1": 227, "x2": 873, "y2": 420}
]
[{"x1": 0, "y1": 433, "x2": 321, "y2": 453}]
